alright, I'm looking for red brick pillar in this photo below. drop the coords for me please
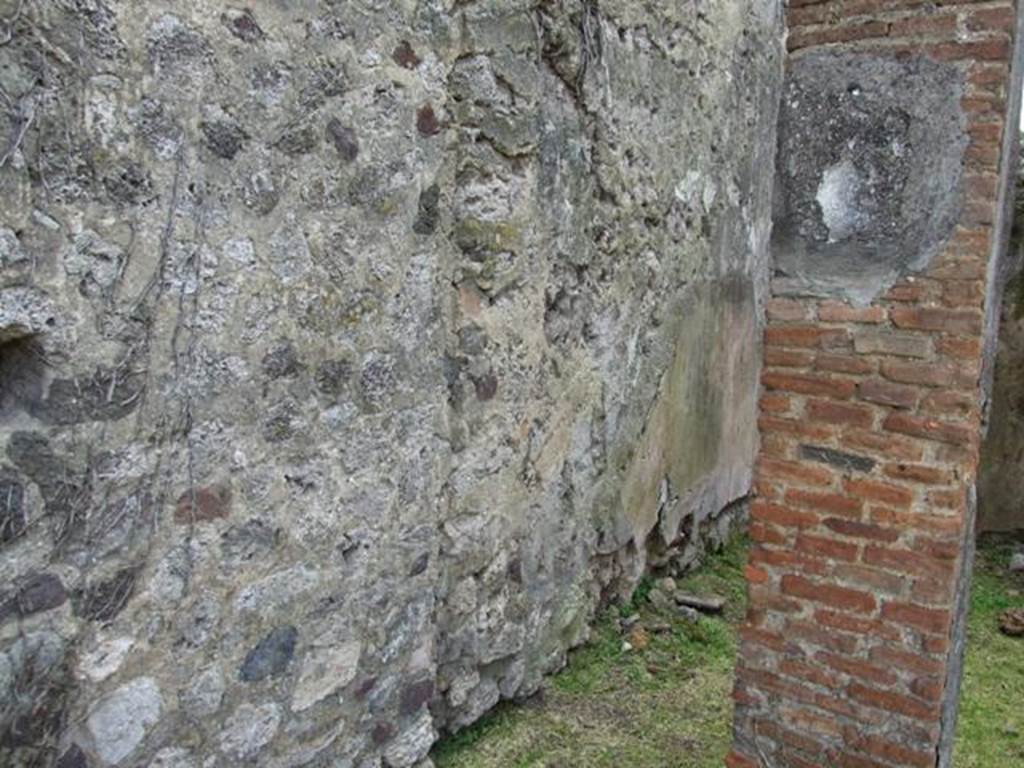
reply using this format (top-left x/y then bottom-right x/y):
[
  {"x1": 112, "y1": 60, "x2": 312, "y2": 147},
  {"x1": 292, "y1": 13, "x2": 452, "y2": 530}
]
[{"x1": 729, "y1": 1, "x2": 1022, "y2": 766}]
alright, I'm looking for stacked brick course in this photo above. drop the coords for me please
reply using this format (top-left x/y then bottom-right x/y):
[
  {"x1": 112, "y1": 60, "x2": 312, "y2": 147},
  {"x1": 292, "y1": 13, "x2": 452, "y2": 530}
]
[{"x1": 730, "y1": 0, "x2": 1021, "y2": 766}]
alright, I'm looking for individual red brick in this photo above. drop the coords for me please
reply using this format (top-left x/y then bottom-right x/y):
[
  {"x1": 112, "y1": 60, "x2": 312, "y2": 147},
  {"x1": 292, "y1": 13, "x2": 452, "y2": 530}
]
[
  {"x1": 751, "y1": 500, "x2": 821, "y2": 529},
  {"x1": 967, "y1": 122, "x2": 1003, "y2": 144},
  {"x1": 814, "y1": 610, "x2": 900, "y2": 641},
  {"x1": 806, "y1": 399, "x2": 875, "y2": 428},
  {"x1": 785, "y1": 488, "x2": 863, "y2": 517},
  {"x1": 889, "y1": 306, "x2": 983, "y2": 336},
  {"x1": 938, "y1": 336, "x2": 983, "y2": 359},
  {"x1": 852, "y1": 734, "x2": 936, "y2": 768},
  {"x1": 760, "y1": 392, "x2": 792, "y2": 414},
  {"x1": 940, "y1": 284, "x2": 985, "y2": 312},
  {"x1": 962, "y1": 199, "x2": 997, "y2": 227},
  {"x1": 757, "y1": 721, "x2": 830, "y2": 760},
  {"x1": 788, "y1": 20, "x2": 890, "y2": 51},
  {"x1": 965, "y1": 142, "x2": 1000, "y2": 171},
  {"x1": 863, "y1": 545, "x2": 955, "y2": 580},
  {"x1": 920, "y1": 390, "x2": 978, "y2": 417},
  {"x1": 912, "y1": 578, "x2": 953, "y2": 604},
  {"x1": 966, "y1": 5, "x2": 1017, "y2": 33},
  {"x1": 815, "y1": 353, "x2": 875, "y2": 375},
  {"x1": 759, "y1": 460, "x2": 836, "y2": 492},
  {"x1": 884, "y1": 412, "x2": 975, "y2": 445},
  {"x1": 843, "y1": 428, "x2": 924, "y2": 462},
  {"x1": 763, "y1": 371, "x2": 857, "y2": 399},
  {"x1": 761, "y1": 432, "x2": 794, "y2": 459},
  {"x1": 779, "y1": 659, "x2": 844, "y2": 690},
  {"x1": 847, "y1": 683, "x2": 940, "y2": 721},
  {"x1": 792, "y1": 707, "x2": 850, "y2": 741},
  {"x1": 781, "y1": 574, "x2": 877, "y2": 614},
  {"x1": 844, "y1": 478, "x2": 914, "y2": 508},
  {"x1": 824, "y1": 517, "x2": 900, "y2": 542},
  {"x1": 922, "y1": 38, "x2": 1012, "y2": 63},
  {"x1": 883, "y1": 281, "x2": 931, "y2": 303},
  {"x1": 818, "y1": 301, "x2": 886, "y2": 324},
  {"x1": 833, "y1": 563, "x2": 906, "y2": 595},
  {"x1": 745, "y1": 564, "x2": 770, "y2": 584},
  {"x1": 784, "y1": 619, "x2": 862, "y2": 656},
  {"x1": 868, "y1": 646, "x2": 944, "y2": 676},
  {"x1": 766, "y1": 325, "x2": 850, "y2": 349},
  {"x1": 766, "y1": 347, "x2": 816, "y2": 368},
  {"x1": 750, "y1": 521, "x2": 788, "y2": 545},
  {"x1": 787, "y1": 3, "x2": 832, "y2": 26},
  {"x1": 887, "y1": 13, "x2": 957, "y2": 38},
  {"x1": 917, "y1": 537, "x2": 960, "y2": 561},
  {"x1": 964, "y1": 172, "x2": 1000, "y2": 200},
  {"x1": 857, "y1": 378, "x2": 919, "y2": 409},
  {"x1": 759, "y1": 415, "x2": 835, "y2": 442},
  {"x1": 969, "y1": 62, "x2": 1010, "y2": 88},
  {"x1": 750, "y1": 547, "x2": 830, "y2": 576},
  {"x1": 739, "y1": 625, "x2": 787, "y2": 652},
  {"x1": 725, "y1": 751, "x2": 759, "y2": 768},
  {"x1": 881, "y1": 601, "x2": 951, "y2": 635},
  {"x1": 816, "y1": 651, "x2": 898, "y2": 686},
  {"x1": 796, "y1": 533, "x2": 859, "y2": 562},
  {"x1": 882, "y1": 462, "x2": 951, "y2": 485},
  {"x1": 869, "y1": 508, "x2": 962, "y2": 537},
  {"x1": 853, "y1": 329, "x2": 932, "y2": 358},
  {"x1": 909, "y1": 676, "x2": 944, "y2": 703},
  {"x1": 880, "y1": 360, "x2": 970, "y2": 388},
  {"x1": 927, "y1": 488, "x2": 967, "y2": 511},
  {"x1": 767, "y1": 297, "x2": 812, "y2": 321}
]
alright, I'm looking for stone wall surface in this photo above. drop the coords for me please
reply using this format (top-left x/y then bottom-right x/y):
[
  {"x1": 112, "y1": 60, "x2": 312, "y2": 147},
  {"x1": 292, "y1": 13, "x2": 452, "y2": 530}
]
[
  {"x1": 0, "y1": 1, "x2": 783, "y2": 766},
  {"x1": 730, "y1": 0, "x2": 1022, "y2": 767}
]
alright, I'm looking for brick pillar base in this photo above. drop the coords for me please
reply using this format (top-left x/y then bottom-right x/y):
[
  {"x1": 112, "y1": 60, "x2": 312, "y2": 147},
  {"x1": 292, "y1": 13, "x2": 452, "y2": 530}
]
[{"x1": 729, "y1": 1, "x2": 1022, "y2": 766}]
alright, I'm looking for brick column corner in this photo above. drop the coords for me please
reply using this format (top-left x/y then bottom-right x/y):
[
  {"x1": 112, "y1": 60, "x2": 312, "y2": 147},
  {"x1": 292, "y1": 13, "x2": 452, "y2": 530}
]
[{"x1": 729, "y1": 1, "x2": 1023, "y2": 766}]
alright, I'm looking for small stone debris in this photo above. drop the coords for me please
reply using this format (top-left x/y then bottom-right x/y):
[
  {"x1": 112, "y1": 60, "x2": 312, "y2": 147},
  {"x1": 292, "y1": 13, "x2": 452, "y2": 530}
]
[
  {"x1": 621, "y1": 613, "x2": 641, "y2": 630},
  {"x1": 646, "y1": 587, "x2": 674, "y2": 613},
  {"x1": 628, "y1": 626, "x2": 650, "y2": 651},
  {"x1": 621, "y1": 641, "x2": 633, "y2": 653},
  {"x1": 656, "y1": 577, "x2": 677, "y2": 593},
  {"x1": 998, "y1": 608, "x2": 1024, "y2": 637},
  {"x1": 677, "y1": 606, "x2": 700, "y2": 624},
  {"x1": 674, "y1": 592, "x2": 726, "y2": 615},
  {"x1": 1008, "y1": 552, "x2": 1024, "y2": 573}
]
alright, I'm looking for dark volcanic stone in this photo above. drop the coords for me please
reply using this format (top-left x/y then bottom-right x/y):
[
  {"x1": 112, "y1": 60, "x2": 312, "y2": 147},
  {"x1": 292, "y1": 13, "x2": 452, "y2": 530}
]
[
  {"x1": 326, "y1": 119, "x2": 359, "y2": 162},
  {"x1": 799, "y1": 444, "x2": 876, "y2": 473},
  {"x1": 275, "y1": 124, "x2": 319, "y2": 156},
  {"x1": 399, "y1": 678, "x2": 434, "y2": 716},
  {"x1": 0, "y1": 573, "x2": 67, "y2": 622},
  {"x1": 74, "y1": 568, "x2": 137, "y2": 622},
  {"x1": 239, "y1": 625, "x2": 298, "y2": 682},
  {"x1": 262, "y1": 341, "x2": 302, "y2": 379},
  {"x1": 0, "y1": 471, "x2": 27, "y2": 545},
  {"x1": 222, "y1": 9, "x2": 264, "y2": 42},
  {"x1": 413, "y1": 184, "x2": 441, "y2": 235},
  {"x1": 315, "y1": 359, "x2": 353, "y2": 398},
  {"x1": 392, "y1": 41, "x2": 421, "y2": 69},
  {"x1": 416, "y1": 105, "x2": 441, "y2": 137},
  {"x1": 56, "y1": 744, "x2": 89, "y2": 768},
  {"x1": 201, "y1": 119, "x2": 249, "y2": 160}
]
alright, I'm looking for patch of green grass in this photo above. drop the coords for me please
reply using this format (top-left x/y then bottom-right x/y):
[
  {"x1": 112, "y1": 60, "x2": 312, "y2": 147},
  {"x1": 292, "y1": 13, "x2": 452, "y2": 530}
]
[
  {"x1": 954, "y1": 533, "x2": 1024, "y2": 768},
  {"x1": 432, "y1": 537, "x2": 749, "y2": 768}
]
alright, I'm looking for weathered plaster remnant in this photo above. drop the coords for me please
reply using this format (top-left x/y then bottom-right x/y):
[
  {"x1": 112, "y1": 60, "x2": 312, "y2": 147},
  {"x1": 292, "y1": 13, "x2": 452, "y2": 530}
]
[
  {"x1": 773, "y1": 52, "x2": 968, "y2": 305},
  {"x1": 0, "y1": 1, "x2": 783, "y2": 765}
]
